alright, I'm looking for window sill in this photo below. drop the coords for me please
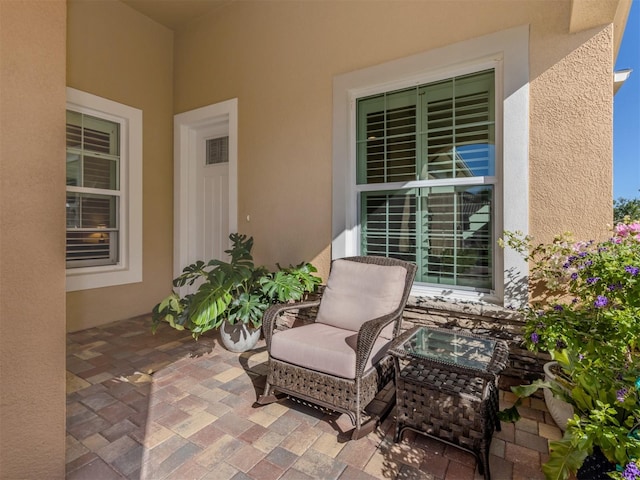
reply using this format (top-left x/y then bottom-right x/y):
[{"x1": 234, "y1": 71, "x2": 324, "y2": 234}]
[{"x1": 66, "y1": 264, "x2": 141, "y2": 292}]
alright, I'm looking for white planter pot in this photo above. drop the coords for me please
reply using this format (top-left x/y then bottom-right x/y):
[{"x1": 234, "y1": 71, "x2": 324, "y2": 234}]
[
  {"x1": 543, "y1": 361, "x2": 575, "y2": 431},
  {"x1": 219, "y1": 320, "x2": 261, "y2": 353}
]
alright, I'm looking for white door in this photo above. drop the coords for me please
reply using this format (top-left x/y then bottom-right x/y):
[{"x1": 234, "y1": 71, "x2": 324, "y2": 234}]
[
  {"x1": 174, "y1": 99, "x2": 238, "y2": 288},
  {"x1": 196, "y1": 126, "x2": 229, "y2": 263}
]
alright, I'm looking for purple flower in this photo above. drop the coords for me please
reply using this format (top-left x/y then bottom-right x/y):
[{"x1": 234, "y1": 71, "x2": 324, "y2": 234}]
[
  {"x1": 530, "y1": 332, "x2": 540, "y2": 344},
  {"x1": 578, "y1": 252, "x2": 588, "y2": 258},
  {"x1": 623, "y1": 461, "x2": 640, "y2": 480},
  {"x1": 586, "y1": 277, "x2": 600, "y2": 285},
  {"x1": 617, "y1": 388, "x2": 628, "y2": 403},
  {"x1": 553, "y1": 305, "x2": 563, "y2": 311},
  {"x1": 562, "y1": 263, "x2": 570, "y2": 269},
  {"x1": 594, "y1": 295, "x2": 608, "y2": 308},
  {"x1": 578, "y1": 354, "x2": 584, "y2": 361},
  {"x1": 625, "y1": 265, "x2": 640, "y2": 276},
  {"x1": 598, "y1": 246, "x2": 608, "y2": 252},
  {"x1": 585, "y1": 260, "x2": 593, "y2": 266},
  {"x1": 570, "y1": 272, "x2": 579, "y2": 280}
]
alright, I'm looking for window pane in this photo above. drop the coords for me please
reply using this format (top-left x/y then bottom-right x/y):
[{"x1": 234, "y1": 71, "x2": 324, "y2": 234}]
[
  {"x1": 66, "y1": 231, "x2": 118, "y2": 266},
  {"x1": 66, "y1": 192, "x2": 119, "y2": 267},
  {"x1": 360, "y1": 186, "x2": 493, "y2": 290},
  {"x1": 361, "y1": 191, "x2": 416, "y2": 263},
  {"x1": 421, "y1": 185, "x2": 492, "y2": 289},
  {"x1": 66, "y1": 111, "x2": 82, "y2": 149},
  {"x1": 83, "y1": 155, "x2": 118, "y2": 189},
  {"x1": 66, "y1": 192, "x2": 117, "y2": 229},
  {"x1": 66, "y1": 152, "x2": 81, "y2": 187},
  {"x1": 420, "y1": 70, "x2": 495, "y2": 179},
  {"x1": 66, "y1": 110, "x2": 120, "y2": 190},
  {"x1": 356, "y1": 90, "x2": 417, "y2": 184}
]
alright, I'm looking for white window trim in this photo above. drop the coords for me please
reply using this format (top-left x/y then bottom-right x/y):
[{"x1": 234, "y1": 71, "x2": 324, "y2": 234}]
[
  {"x1": 332, "y1": 25, "x2": 530, "y2": 308},
  {"x1": 66, "y1": 88, "x2": 143, "y2": 291}
]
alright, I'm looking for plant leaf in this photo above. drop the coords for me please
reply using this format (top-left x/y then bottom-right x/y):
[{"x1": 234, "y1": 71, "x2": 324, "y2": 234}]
[{"x1": 542, "y1": 437, "x2": 588, "y2": 480}]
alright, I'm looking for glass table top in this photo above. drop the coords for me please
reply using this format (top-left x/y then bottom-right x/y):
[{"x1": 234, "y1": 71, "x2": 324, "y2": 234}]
[{"x1": 402, "y1": 327, "x2": 497, "y2": 372}]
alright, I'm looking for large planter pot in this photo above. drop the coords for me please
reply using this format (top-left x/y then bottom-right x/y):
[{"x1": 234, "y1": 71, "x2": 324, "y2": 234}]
[
  {"x1": 543, "y1": 361, "x2": 575, "y2": 431},
  {"x1": 220, "y1": 320, "x2": 261, "y2": 352}
]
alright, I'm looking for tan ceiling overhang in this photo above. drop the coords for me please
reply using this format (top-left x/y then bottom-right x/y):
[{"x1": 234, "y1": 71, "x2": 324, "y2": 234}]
[
  {"x1": 121, "y1": 0, "x2": 231, "y2": 31},
  {"x1": 570, "y1": 0, "x2": 632, "y2": 58}
]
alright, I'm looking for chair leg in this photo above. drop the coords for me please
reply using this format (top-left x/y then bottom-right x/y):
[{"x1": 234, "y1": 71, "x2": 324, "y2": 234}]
[
  {"x1": 351, "y1": 417, "x2": 377, "y2": 440},
  {"x1": 255, "y1": 381, "x2": 279, "y2": 405}
]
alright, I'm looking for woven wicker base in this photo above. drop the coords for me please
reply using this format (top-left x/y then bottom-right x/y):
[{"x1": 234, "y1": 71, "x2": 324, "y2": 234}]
[
  {"x1": 394, "y1": 364, "x2": 499, "y2": 480},
  {"x1": 262, "y1": 355, "x2": 394, "y2": 437}
]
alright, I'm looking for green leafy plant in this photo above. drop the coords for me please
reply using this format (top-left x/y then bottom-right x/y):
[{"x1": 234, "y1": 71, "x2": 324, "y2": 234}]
[
  {"x1": 151, "y1": 233, "x2": 321, "y2": 338},
  {"x1": 499, "y1": 220, "x2": 640, "y2": 480}
]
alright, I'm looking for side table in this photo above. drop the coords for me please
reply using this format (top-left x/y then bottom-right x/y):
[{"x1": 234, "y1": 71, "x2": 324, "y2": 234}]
[{"x1": 389, "y1": 326, "x2": 509, "y2": 480}]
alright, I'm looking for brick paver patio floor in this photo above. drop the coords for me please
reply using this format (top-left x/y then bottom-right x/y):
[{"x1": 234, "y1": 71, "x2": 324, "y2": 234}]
[{"x1": 66, "y1": 316, "x2": 559, "y2": 479}]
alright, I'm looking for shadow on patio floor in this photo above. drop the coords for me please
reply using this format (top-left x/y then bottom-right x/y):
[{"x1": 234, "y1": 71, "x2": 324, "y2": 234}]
[{"x1": 66, "y1": 316, "x2": 553, "y2": 480}]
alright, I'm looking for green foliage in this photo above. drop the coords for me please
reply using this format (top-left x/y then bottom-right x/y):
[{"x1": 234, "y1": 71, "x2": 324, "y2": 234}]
[
  {"x1": 151, "y1": 233, "x2": 321, "y2": 339},
  {"x1": 614, "y1": 197, "x2": 640, "y2": 224},
  {"x1": 500, "y1": 220, "x2": 640, "y2": 479}
]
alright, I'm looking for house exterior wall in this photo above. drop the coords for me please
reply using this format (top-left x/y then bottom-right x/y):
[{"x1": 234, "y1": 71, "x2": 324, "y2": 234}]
[
  {"x1": 0, "y1": 0, "x2": 67, "y2": 477},
  {"x1": 66, "y1": 0, "x2": 174, "y2": 332},
  {"x1": 173, "y1": 0, "x2": 615, "y2": 282}
]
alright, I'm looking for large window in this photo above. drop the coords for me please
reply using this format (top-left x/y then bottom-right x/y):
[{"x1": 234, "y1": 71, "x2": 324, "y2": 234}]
[
  {"x1": 66, "y1": 88, "x2": 142, "y2": 291},
  {"x1": 332, "y1": 26, "x2": 530, "y2": 305},
  {"x1": 356, "y1": 70, "x2": 495, "y2": 291}
]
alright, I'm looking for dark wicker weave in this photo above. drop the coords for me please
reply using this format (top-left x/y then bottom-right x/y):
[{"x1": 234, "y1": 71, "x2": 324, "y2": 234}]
[
  {"x1": 389, "y1": 326, "x2": 509, "y2": 480},
  {"x1": 257, "y1": 256, "x2": 417, "y2": 440}
]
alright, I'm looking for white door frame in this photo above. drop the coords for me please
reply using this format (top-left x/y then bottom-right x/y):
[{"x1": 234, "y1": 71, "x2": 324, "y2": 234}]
[{"x1": 174, "y1": 98, "x2": 238, "y2": 279}]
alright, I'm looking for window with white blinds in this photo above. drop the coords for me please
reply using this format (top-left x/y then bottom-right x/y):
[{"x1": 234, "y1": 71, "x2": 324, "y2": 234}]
[
  {"x1": 356, "y1": 70, "x2": 495, "y2": 291},
  {"x1": 66, "y1": 111, "x2": 121, "y2": 268}
]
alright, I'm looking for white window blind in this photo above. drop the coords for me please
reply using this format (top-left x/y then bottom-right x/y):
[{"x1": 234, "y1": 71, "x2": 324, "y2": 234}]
[
  {"x1": 357, "y1": 70, "x2": 495, "y2": 291},
  {"x1": 65, "y1": 111, "x2": 120, "y2": 268}
]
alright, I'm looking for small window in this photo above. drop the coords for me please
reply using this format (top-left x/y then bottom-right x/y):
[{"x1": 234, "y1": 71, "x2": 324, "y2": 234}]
[
  {"x1": 66, "y1": 111, "x2": 120, "y2": 268},
  {"x1": 206, "y1": 136, "x2": 229, "y2": 165},
  {"x1": 66, "y1": 88, "x2": 142, "y2": 291}
]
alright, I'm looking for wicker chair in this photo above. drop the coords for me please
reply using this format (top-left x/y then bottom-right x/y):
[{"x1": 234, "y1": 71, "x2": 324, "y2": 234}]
[{"x1": 256, "y1": 256, "x2": 416, "y2": 440}]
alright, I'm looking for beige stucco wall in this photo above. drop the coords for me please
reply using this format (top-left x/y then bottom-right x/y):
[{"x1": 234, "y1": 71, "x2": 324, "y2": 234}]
[
  {"x1": 530, "y1": 23, "x2": 614, "y2": 243},
  {"x1": 173, "y1": 0, "x2": 615, "y2": 280},
  {"x1": 0, "y1": 0, "x2": 67, "y2": 477},
  {"x1": 66, "y1": 0, "x2": 174, "y2": 332}
]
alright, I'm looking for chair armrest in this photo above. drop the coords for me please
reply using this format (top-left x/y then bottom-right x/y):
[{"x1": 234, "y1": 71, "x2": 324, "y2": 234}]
[
  {"x1": 354, "y1": 310, "x2": 402, "y2": 378},
  {"x1": 262, "y1": 300, "x2": 321, "y2": 349}
]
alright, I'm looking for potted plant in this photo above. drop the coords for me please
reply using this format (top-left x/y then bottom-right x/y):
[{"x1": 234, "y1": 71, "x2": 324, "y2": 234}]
[
  {"x1": 499, "y1": 220, "x2": 640, "y2": 480},
  {"x1": 151, "y1": 233, "x2": 321, "y2": 352}
]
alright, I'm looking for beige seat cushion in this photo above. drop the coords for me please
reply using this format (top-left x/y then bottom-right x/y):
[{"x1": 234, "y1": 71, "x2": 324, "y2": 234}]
[
  {"x1": 270, "y1": 322, "x2": 391, "y2": 379},
  {"x1": 316, "y1": 259, "x2": 407, "y2": 339}
]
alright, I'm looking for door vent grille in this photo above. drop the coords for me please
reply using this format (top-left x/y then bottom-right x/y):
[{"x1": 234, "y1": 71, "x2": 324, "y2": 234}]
[{"x1": 206, "y1": 136, "x2": 229, "y2": 165}]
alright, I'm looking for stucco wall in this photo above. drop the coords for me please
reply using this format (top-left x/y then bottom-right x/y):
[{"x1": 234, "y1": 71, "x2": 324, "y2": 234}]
[
  {"x1": 66, "y1": 0, "x2": 174, "y2": 332},
  {"x1": 0, "y1": 0, "x2": 67, "y2": 477},
  {"x1": 173, "y1": 0, "x2": 614, "y2": 280},
  {"x1": 530, "y1": 24, "x2": 614, "y2": 243}
]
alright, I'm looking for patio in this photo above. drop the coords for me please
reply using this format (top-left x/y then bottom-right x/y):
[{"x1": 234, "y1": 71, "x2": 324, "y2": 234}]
[{"x1": 66, "y1": 316, "x2": 557, "y2": 480}]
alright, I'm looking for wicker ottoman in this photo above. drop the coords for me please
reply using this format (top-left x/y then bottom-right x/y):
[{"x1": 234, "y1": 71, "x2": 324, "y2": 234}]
[{"x1": 389, "y1": 327, "x2": 509, "y2": 480}]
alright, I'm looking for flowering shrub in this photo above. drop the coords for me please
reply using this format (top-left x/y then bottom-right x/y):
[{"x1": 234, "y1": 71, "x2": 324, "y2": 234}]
[{"x1": 500, "y1": 219, "x2": 640, "y2": 480}]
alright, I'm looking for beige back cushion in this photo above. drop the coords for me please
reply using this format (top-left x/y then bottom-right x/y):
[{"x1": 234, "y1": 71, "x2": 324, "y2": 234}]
[{"x1": 316, "y1": 259, "x2": 407, "y2": 339}]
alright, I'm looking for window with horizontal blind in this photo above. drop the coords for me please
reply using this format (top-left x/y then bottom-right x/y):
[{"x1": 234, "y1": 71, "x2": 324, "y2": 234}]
[
  {"x1": 356, "y1": 70, "x2": 496, "y2": 291},
  {"x1": 66, "y1": 88, "x2": 142, "y2": 292},
  {"x1": 66, "y1": 111, "x2": 120, "y2": 268}
]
